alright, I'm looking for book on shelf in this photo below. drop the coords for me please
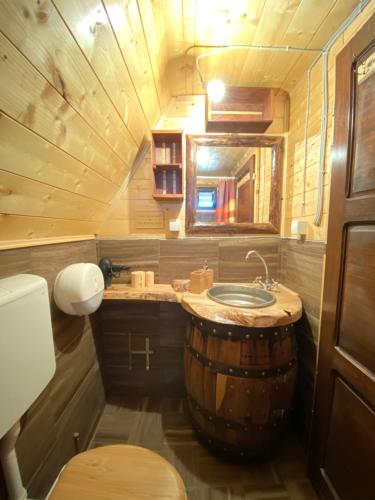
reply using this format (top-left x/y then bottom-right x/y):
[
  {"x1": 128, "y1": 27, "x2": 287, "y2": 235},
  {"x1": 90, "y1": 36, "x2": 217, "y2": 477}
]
[{"x1": 155, "y1": 143, "x2": 171, "y2": 164}]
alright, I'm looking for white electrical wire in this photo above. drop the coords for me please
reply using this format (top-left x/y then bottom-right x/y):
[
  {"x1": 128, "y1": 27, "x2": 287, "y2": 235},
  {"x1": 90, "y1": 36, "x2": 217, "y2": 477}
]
[
  {"x1": 187, "y1": 0, "x2": 371, "y2": 228},
  {"x1": 313, "y1": 50, "x2": 329, "y2": 225},
  {"x1": 301, "y1": 65, "x2": 312, "y2": 219},
  {"x1": 260, "y1": 148, "x2": 266, "y2": 222},
  {"x1": 191, "y1": 44, "x2": 323, "y2": 88},
  {"x1": 310, "y1": 0, "x2": 370, "y2": 226}
]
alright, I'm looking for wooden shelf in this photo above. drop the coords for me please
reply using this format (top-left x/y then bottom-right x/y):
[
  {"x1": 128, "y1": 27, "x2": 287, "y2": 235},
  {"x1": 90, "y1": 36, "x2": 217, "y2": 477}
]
[
  {"x1": 153, "y1": 163, "x2": 182, "y2": 169},
  {"x1": 151, "y1": 130, "x2": 184, "y2": 201},
  {"x1": 153, "y1": 193, "x2": 184, "y2": 201},
  {"x1": 206, "y1": 87, "x2": 275, "y2": 133}
]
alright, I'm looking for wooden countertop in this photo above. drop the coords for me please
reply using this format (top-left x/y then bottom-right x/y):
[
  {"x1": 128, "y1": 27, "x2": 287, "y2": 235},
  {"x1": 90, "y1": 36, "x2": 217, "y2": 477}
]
[
  {"x1": 180, "y1": 284, "x2": 302, "y2": 328},
  {"x1": 103, "y1": 283, "x2": 179, "y2": 302},
  {"x1": 103, "y1": 283, "x2": 302, "y2": 328}
]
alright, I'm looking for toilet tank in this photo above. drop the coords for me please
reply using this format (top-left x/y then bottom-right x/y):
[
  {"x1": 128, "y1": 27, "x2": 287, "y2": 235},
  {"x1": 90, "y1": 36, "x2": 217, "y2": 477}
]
[{"x1": 0, "y1": 274, "x2": 56, "y2": 440}]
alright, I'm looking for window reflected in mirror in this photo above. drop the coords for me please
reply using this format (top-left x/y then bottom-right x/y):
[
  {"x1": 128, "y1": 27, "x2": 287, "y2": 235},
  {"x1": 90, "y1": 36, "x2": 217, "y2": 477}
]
[{"x1": 195, "y1": 146, "x2": 272, "y2": 225}]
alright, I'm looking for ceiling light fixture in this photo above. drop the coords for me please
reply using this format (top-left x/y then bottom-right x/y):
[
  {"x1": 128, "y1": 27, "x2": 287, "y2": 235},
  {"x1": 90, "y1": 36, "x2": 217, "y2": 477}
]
[{"x1": 206, "y1": 79, "x2": 225, "y2": 103}]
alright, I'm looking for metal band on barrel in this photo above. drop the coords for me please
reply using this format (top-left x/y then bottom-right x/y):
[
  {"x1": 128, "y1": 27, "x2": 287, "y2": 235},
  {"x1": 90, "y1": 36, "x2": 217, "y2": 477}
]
[
  {"x1": 185, "y1": 343, "x2": 297, "y2": 379},
  {"x1": 190, "y1": 316, "x2": 295, "y2": 340},
  {"x1": 186, "y1": 395, "x2": 288, "y2": 432}
]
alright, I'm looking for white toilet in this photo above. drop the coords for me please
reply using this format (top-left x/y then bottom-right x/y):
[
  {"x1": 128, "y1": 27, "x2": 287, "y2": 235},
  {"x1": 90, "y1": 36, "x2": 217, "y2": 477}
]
[{"x1": 0, "y1": 274, "x2": 186, "y2": 500}]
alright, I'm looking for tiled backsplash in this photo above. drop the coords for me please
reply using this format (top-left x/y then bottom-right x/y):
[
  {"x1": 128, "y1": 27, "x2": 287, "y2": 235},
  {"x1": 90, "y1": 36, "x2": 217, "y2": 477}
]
[{"x1": 97, "y1": 237, "x2": 281, "y2": 285}]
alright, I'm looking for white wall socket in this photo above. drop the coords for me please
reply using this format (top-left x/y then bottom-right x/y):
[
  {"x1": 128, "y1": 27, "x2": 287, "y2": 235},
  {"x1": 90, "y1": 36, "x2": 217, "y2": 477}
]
[
  {"x1": 291, "y1": 219, "x2": 307, "y2": 236},
  {"x1": 169, "y1": 219, "x2": 180, "y2": 232}
]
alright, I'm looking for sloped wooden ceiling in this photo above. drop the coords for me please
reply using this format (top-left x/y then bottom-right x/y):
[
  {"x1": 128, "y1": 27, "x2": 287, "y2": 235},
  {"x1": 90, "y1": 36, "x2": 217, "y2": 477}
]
[
  {"x1": 0, "y1": 0, "x2": 169, "y2": 244},
  {"x1": 161, "y1": 0, "x2": 359, "y2": 95},
  {"x1": 0, "y1": 0, "x2": 362, "y2": 244}
]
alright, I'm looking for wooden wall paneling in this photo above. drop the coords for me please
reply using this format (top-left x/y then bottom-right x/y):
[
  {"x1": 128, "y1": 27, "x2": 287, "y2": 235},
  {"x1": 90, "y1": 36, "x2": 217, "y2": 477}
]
[
  {"x1": 0, "y1": 247, "x2": 32, "y2": 277},
  {"x1": 136, "y1": 0, "x2": 170, "y2": 110},
  {"x1": 98, "y1": 238, "x2": 160, "y2": 282},
  {"x1": 235, "y1": 0, "x2": 303, "y2": 88},
  {"x1": 99, "y1": 149, "x2": 183, "y2": 238},
  {"x1": 207, "y1": 0, "x2": 267, "y2": 88},
  {"x1": 218, "y1": 237, "x2": 280, "y2": 283},
  {"x1": 0, "y1": 240, "x2": 105, "y2": 498},
  {"x1": 280, "y1": 0, "x2": 362, "y2": 90},
  {"x1": 25, "y1": 364, "x2": 105, "y2": 499},
  {"x1": 52, "y1": 0, "x2": 149, "y2": 145},
  {"x1": 0, "y1": 215, "x2": 98, "y2": 242},
  {"x1": 283, "y1": 1, "x2": 375, "y2": 241},
  {"x1": 0, "y1": 115, "x2": 118, "y2": 204},
  {"x1": 160, "y1": 0, "x2": 361, "y2": 95},
  {"x1": 159, "y1": 239, "x2": 219, "y2": 283},
  {"x1": 259, "y1": 0, "x2": 345, "y2": 88},
  {"x1": 103, "y1": 0, "x2": 161, "y2": 127},
  {"x1": 0, "y1": 34, "x2": 128, "y2": 187},
  {"x1": 0, "y1": 0, "x2": 139, "y2": 164},
  {"x1": 98, "y1": 93, "x2": 289, "y2": 239},
  {"x1": 0, "y1": 170, "x2": 109, "y2": 222},
  {"x1": 279, "y1": 238, "x2": 325, "y2": 446}
]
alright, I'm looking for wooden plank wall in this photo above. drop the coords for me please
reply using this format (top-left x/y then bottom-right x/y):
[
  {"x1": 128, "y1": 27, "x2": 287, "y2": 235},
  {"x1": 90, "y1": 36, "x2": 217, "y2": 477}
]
[
  {"x1": 97, "y1": 237, "x2": 281, "y2": 285},
  {"x1": 0, "y1": 0, "x2": 169, "y2": 244},
  {"x1": 98, "y1": 92, "x2": 289, "y2": 237},
  {"x1": 283, "y1": 1, "x2": 375, "y2": 241},
  {"x1": 280, "y1": 239, "x2": 325, "y2": 447},
  {"x1": 0, "y1": 240, "x2": 105, "y2": 499}
]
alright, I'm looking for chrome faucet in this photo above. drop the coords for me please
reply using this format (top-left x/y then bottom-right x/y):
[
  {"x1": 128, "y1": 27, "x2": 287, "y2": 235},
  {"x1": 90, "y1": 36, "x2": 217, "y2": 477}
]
[{"x1": 245, "y1": 250, "x2": 278, "y2": 290}]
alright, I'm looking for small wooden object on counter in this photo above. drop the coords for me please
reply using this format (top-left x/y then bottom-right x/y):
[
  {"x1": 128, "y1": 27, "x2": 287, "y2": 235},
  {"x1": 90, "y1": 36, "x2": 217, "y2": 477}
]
[
  {"x1": 151, "y1": 130, "x2": 184, "y2": 201},
  {"x1": 131, "y1": 271, "x2": 145, "y2": 288},
  {"x1": 189, "y1": 269, "x2": 207, "y2": 294},
  {"x1": 145, "y1": 271, "x2": 154, "y2": 287}
]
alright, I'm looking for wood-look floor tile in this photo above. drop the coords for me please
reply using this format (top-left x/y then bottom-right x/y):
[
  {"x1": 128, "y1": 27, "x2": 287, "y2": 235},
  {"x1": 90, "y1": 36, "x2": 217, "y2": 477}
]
[
  {"x1": 283, "y1": 479, "x2": 319, "y2": 500},
  {"x1": 90, "y1": 395, "x2": 317, "y2": 500}
]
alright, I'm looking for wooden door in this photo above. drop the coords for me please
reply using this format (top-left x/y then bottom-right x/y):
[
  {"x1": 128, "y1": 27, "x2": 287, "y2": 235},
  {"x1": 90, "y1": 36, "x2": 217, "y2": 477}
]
[
  {"x1": 308, "y1": 14, "x2": 375, "y2": 500},
  {"x1": 237, "y1": 156, "x2": 255, "y2": 222}
]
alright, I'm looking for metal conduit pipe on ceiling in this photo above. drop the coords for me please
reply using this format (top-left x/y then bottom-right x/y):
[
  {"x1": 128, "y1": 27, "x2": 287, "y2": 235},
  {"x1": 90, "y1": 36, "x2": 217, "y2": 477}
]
[{"x1": 187, "y1": 0, "x2": 371, "y2": 229}]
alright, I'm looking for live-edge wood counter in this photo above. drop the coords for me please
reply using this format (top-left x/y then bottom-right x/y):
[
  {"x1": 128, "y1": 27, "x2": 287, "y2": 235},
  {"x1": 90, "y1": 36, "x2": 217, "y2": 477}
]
[
  {"x1": 103, "y1": 284, "x2": 302, "y2": 328},
  {"x1": 103, "y1": 283, "x2": 179, "y2": 303}
]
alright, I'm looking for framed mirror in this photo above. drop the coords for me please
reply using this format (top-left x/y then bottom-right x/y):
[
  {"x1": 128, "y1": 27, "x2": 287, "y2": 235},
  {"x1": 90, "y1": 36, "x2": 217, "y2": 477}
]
[{"x1": 186, "y1": 135, "x2": 284, "y2": 234}]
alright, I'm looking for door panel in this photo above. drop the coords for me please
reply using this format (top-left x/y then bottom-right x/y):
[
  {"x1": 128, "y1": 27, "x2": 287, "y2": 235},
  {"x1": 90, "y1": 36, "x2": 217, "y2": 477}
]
[
  {"x1": 309, "y1": 13, "x2": 375, "y2": 500},
  {"x1": 324, "y1": 378, "x2": 375, "y2": 500},
  {"x1": 351, "y1": 45, "x2": 375, "y2": 196},
  {"x1": 339, "y1": 225, "x2": 375, "y2": 373}
]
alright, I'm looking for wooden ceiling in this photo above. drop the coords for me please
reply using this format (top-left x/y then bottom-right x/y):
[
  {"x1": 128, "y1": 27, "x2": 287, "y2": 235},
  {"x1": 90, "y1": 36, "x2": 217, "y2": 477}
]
[
  {"x1": 154, "y1": 0, "x2": 360, "y2": 95},
  {"x1": 196, "y1": 146, "x2": 250, "y2": 176}
]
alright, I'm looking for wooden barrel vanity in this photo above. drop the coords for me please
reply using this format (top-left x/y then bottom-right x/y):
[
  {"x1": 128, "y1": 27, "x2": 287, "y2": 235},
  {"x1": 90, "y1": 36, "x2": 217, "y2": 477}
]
[
  {"x1": 181, "y1": 285, "x2": 302, "y2": 460},
  {"x1": 103, "y1": 283, "x2": 302, "y2": 460}
]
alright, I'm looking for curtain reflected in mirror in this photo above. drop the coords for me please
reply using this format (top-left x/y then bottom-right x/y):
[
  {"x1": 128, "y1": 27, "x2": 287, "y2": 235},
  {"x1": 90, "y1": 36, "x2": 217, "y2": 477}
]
[{"x1": 195, "y1": 146, "x2": 272, "y2": 225}]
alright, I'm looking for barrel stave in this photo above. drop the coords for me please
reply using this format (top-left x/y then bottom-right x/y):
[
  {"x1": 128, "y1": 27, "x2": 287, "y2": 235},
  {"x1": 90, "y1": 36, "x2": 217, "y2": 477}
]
[{"x1": 184, "y1": 316, "x2": 297, "y2": 459}]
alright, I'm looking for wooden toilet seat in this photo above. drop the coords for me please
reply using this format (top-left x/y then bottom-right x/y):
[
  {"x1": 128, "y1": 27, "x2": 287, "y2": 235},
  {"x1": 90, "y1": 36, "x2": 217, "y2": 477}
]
[{"x1": 48, "y1": 444, "x2": 187, "y2": 500}]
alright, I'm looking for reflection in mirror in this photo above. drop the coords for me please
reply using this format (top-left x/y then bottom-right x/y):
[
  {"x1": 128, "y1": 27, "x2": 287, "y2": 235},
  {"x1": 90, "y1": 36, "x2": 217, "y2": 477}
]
[
  {"x1": 195, "y1": 146, "x2": 273, "y2": 225},
  {"x1": 186, "y1": 135, "x2": 283, "y2": 235}
]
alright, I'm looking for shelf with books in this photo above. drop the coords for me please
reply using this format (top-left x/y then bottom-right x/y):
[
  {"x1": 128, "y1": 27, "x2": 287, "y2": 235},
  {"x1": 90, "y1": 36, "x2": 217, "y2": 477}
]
[{"x1": 151, "y1": 130, "x2": 184, "y2": 201}]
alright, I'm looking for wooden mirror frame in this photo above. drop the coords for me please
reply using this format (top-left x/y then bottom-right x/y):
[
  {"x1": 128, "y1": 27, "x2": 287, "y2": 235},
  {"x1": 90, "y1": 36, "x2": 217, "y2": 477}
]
[{"x1": 185, "y1": 134, "x2": 284, "y2": 234}]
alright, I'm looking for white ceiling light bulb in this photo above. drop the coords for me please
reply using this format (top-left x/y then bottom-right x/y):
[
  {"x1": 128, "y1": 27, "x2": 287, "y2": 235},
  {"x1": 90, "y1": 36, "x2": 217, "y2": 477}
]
[{"x1": 207, "y1": 80, "x2": 225, "y2": 103}]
